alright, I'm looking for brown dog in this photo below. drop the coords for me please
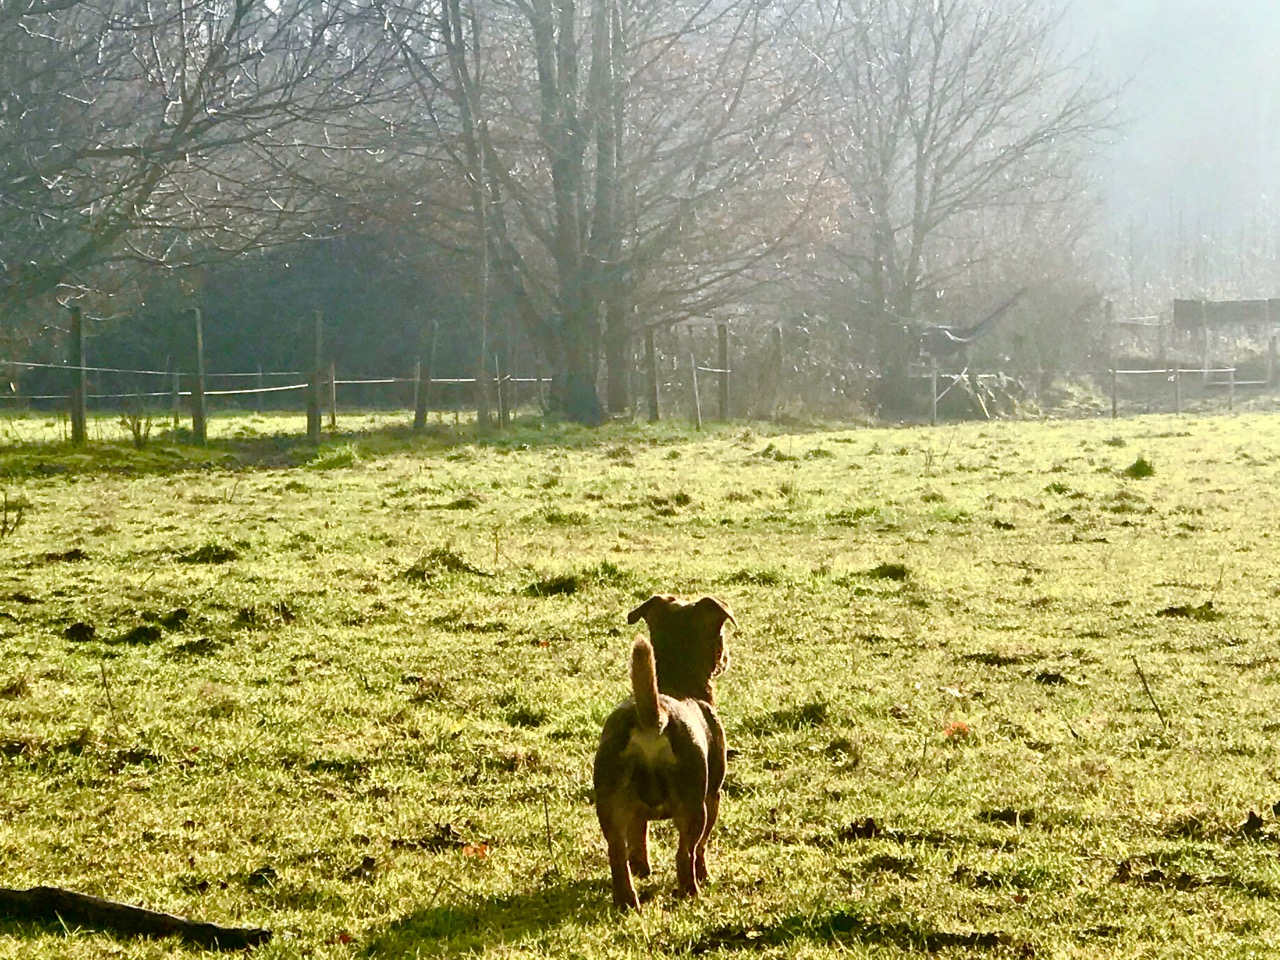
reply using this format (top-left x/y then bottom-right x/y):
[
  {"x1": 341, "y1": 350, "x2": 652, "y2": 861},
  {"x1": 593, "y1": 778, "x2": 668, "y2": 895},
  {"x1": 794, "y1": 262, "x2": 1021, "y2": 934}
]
[{"x1": 593, "y1": 595, "x2": 735, "y2": 910}]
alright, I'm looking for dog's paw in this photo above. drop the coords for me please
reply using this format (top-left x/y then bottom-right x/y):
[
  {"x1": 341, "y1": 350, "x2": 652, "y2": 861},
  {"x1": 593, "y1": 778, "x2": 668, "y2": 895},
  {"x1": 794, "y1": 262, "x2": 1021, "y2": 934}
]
[{"x1": 613, "y1": 893, "x2": 641, "y2": 911}]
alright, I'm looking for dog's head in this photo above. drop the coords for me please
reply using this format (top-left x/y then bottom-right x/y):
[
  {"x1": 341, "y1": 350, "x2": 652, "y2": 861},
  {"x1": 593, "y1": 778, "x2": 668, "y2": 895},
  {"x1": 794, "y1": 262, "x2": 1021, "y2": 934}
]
[{"x1": 626, "y1": 595, "x2": 735, "y2": 702}]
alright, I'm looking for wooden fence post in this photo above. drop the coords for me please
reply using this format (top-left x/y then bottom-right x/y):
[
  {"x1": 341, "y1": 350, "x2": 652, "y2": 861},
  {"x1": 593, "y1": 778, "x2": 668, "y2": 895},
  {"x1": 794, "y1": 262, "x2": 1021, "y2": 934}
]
[
  {"x1": 171, "y1": 372, "x2": 181, "y2": 428},
  {"x1": 771, "y1": 325, "x2": 784, "y2": 420},
  {"x1": 412, "y1": 357, "x2": 423, "y2": 429},
  {"x1": 689, "y1": 350, "x2": 703, "y2": 430},
  {"x1": 717, "y1": 322, "x2": 730, "y2": 419},
  {"x1": 68, "y1": 305, "x2": 87, "y2": 446},
  {"x1": 307, "y1": 310, "x2": 323, "y2": 444},
  {"x1": 191, "y1": 307, "x2": 207, "y2": 446},
  {"x1": 494, "y1": 353, "x2": 508, "y2": 428},
  {"x1": 328, "y1": 361, "x2": 337, "y2": 428},
  {"x1": 1105, "y1": 300, "x2": 1117, "y2": 420},
  {"x1": 931, "y1": 358, "x2": 939, "y2": 425},
  {"x1": 414, "y1": 321, "x2": 437, "y2": 431},
  {"x1": 1173, "y1": 366, "x2": 1182, "y2": 414},
  {"x1": 475, "y1": 318, "x2": 490, "y2": 430},
  {"x1": 644, "y1": 327, "x2": 659, "y2": 423},
  {"x1": 256, "y1": 363, "x2": 264, "y2": 412}
]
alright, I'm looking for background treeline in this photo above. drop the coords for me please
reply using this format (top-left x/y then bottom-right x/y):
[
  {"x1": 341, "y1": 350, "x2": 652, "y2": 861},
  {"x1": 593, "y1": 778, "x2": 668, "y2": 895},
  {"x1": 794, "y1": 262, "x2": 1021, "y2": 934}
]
[
  {"x1": 91, "y1": 232, "x2": 480, "y2": 383},
  {"x1": 0, "y1": 0, "x2": 1120, "y2": 420}
]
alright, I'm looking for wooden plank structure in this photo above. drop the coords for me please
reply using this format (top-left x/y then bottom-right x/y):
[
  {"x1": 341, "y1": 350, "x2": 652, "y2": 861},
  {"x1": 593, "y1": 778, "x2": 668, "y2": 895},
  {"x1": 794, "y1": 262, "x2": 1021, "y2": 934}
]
[{"x1": 1173, "y1": 298, "x2": 1280, "y2": 329}]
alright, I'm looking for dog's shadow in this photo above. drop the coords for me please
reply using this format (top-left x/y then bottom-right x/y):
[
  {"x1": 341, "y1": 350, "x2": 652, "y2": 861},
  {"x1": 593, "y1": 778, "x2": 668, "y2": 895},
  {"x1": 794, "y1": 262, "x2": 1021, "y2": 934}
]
[{"x1": 362, "y1": 876, "x2": 614, "y2": 956}]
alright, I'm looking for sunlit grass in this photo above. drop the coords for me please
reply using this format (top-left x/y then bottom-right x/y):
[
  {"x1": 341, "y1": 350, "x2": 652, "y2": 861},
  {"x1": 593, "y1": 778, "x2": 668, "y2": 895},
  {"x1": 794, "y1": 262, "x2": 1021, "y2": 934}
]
[{"x1": 3, "y1": 410, "x2": 1280, "y2": 957}]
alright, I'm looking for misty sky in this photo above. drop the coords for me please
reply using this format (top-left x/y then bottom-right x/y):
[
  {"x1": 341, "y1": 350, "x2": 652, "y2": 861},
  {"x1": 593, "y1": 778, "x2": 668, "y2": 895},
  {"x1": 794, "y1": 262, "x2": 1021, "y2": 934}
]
[{"x1": 1068, "y1": 0, "x2": 1280, "y2": 234}]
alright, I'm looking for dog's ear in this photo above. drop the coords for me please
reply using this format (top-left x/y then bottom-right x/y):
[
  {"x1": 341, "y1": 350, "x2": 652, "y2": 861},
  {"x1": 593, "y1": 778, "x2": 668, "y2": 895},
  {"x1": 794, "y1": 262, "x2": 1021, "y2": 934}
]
[
  {"x1": 694, "y1": 596, "x2": 736, "y2": 628},
  {"x1": 693, "y1": 597, "x2": 733, "y2": 678},
  {"x1": 627, "y1": 595, "x2": 674, "y2": 625}
]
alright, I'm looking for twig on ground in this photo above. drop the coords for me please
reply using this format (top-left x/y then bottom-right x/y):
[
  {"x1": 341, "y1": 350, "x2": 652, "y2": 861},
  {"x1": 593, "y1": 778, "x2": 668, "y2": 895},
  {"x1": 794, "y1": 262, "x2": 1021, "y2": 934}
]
[
  {"x1": 1, "y1": 492, "x2": 24, "y2": 539},
  {"x1": 543, "y1": 796, "x2": 554, "y2": 860},
  {"x1": 99, "y1": 660, "x2": 118, "y2": 736},
  {"x1": 1131, "y1": 655, "x2": 1169, "y2": 729}
]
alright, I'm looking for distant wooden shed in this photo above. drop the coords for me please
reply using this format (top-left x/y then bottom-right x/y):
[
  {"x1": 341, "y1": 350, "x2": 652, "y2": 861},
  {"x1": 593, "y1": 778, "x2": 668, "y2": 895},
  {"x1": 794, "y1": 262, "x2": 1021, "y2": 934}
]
[{"x1": 1173, "y1": 298, "x2": 1280, "y2": 330}]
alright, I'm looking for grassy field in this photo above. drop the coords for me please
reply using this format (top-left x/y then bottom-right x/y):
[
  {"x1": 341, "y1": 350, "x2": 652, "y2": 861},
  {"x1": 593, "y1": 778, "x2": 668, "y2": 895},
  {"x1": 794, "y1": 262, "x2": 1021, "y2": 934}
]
[{"x1": 3, "y1": 408, "x2": 1280, "y2": 958}]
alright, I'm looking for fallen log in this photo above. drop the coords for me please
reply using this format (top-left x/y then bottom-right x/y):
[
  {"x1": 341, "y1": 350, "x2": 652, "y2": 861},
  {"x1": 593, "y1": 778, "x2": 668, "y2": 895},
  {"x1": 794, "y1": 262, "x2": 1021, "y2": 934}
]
[{"x1": 0, "y1": 886, "x2": 272, "y2": 950}]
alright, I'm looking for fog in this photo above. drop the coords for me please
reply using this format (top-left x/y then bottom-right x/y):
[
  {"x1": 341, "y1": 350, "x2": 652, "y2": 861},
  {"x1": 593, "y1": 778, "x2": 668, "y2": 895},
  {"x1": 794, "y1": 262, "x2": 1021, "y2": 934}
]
[{"x1": 1070, "y1": 0, "x2": 1280, "y2": 236}]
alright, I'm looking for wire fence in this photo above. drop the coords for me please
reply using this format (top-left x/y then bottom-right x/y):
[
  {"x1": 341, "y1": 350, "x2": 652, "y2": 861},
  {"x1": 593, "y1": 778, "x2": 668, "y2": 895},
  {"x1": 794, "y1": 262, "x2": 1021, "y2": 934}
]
[
  {"x1": 1106, "y1": 365, "x2": 1248, "y2": 417},
  {"x1": 0, "y1": 352, "x2": 554, "y2": 447},
  {"x1": 0, "y1": 365, "x2": 552, "y2": 405},
  {"x1": 0, "y1": 306, "x2": 742, "y2": 444},
  {"x1": 6, "y1": 304, "x2": 1276, "y2": 445}
]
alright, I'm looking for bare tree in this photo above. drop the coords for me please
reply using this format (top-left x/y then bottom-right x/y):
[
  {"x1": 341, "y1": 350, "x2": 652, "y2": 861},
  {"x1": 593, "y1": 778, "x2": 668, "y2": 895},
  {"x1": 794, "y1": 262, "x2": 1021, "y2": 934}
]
[
  {"x1": 0, "y1": 0, "x2": 403, "y2": 320},
  {"x1": 807, "y1": 0, "x2": 1112, "y2": 408},
  {"x1": 375, "y1": 0, "x2": 829, "y2": 423},
  {"x1": 597, "y1": 1, "x2": 830, "y2": 415}
]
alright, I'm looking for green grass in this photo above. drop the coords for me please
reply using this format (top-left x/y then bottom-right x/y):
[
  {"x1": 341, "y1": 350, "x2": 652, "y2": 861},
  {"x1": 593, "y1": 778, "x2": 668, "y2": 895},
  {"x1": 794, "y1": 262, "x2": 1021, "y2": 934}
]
[{"x1": 4, "y1": 409, "x2": 1280, "y2": 957}]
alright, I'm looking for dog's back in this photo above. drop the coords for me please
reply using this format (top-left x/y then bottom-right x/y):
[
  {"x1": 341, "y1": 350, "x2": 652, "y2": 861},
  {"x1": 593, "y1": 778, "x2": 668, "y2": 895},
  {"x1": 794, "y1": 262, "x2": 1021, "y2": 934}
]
[
  {"x1": 596, "y1": 638, "x2": 723, "y2": 816},
  {"x1": 595, "y1": 635, "x2": 726, "y2": 908},
  {"x1": 595, "y1": 596, "x2": 734, "y2": 910}
]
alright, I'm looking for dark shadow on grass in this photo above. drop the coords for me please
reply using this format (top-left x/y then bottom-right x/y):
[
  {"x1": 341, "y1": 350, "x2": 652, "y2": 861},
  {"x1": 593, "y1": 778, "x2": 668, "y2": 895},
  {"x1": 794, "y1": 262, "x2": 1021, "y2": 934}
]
[
  {"x1": 691, "y1": 904, "x2": 1028, "y2": 955},
  {"x1": 742, "y1": 700, "x2": 828, "y2": 735},
  {"x1": 362, "y1": 877, "x2": 611, "y2": 957},
  {"x1": 0, "y1": 415, "x2": 766, "y2": 479}
]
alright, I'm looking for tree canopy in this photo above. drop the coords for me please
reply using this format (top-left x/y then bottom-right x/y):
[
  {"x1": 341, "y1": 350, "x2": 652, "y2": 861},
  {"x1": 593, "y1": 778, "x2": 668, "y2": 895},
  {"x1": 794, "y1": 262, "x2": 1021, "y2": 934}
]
[{"x1": 0, "y1": 0, "x2": 1110, "y2": 418}]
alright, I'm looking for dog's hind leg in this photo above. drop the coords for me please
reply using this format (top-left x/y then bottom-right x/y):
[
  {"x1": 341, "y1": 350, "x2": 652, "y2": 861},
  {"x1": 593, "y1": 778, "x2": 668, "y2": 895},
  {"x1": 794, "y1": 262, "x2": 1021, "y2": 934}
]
[
  {"x1": 694, "y1": 791, "x2": 719, "y2": 884},
  {"x1": 672, "y1": 802, "x2": 708, "y2": 899},
  {"x1": 598, "y1": 800, "x2": 641, "y2": 910},
  {"x1": 603, "y1": 827, "x2": 640, "y2": 910},
  {"x1": 626, "y1": 816, "x2": 651, "y2": 878}
]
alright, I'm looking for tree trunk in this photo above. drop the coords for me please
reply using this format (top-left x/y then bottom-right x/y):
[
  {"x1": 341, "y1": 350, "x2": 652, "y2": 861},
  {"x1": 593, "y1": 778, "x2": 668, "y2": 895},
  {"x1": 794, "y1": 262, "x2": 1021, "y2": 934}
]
[
  {"x1": 589, "y1": 0, "x2": 626, "y2": 416},
  {"x1": 557, "y1": 307, "x2": 605, "y2": 425},
  {"x1": 602, "y1": 284, "x2": 632, "y2": 414},
  {"x1": 872, "y1": 293, "x2": 922, "y2": 415},
  {"x1": 603, "y1": 331, "x2": 630, "y2": 415},
  {"x1": 874, "y1": 327, "x2": 920, "y2": 413}
]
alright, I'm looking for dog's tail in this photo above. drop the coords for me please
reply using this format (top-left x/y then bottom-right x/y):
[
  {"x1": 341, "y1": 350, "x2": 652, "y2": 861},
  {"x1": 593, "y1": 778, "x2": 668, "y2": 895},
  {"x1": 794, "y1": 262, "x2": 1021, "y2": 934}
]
[{"x1": 630, "y1": 636, "x2": 666, "y2": 732}]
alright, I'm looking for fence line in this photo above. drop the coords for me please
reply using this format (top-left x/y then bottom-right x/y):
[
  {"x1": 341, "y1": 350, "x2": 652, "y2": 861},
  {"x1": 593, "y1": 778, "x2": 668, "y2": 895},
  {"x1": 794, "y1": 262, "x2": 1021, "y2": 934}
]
[
  {"x1": 8, "y1": 305, "x2": 730, "y2": 444},
  {"x1": 0, "y1": 358, "x2": 308, "y2": 378},
  {"x1": 207, "y1": 370, "x2": 308, "y2": 379},
  {"x1": 0, "y1": 383, "x2": 311, "y2": 402},
  {"x1": 1108, "y1": 364, "x2": 1243, "y2": 418},
  {"x1": 205, "y1": 383, "x2": 309, "y2": 397},
  {"x1": 329, "y1": 376, "x2": 552, "y2": 387},
  {"x1": 0, "y1": 359, "x2": 175, "y2": 377},
  {"x1": 3, "y1": 358, "x2": 1260, "y2": 419},
  {"x1": 0, "y1": 376, "x2": 556, "y2": 404},
  {"x1": 1113, "y1": 366, "x2": 1237, "y2": 376},
  {"x1": 0, "y1": 341, "x2": 557, "y2": 446},
  {"x1": 0, "y1": 375, "x2": 556, "y2": 402},
  {"x1": 8, "y1": 301, "x2": 1271, "y2": 444}
]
